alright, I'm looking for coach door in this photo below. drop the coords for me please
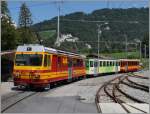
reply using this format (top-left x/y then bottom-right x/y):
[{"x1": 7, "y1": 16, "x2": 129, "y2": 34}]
[
  {"x1": 94, "y1": 60, "x2": 98, "y2": 76},
  {"x1": 125, "y1": 61, "x2": 128, "y2": 72},
  {"x1": 115, "y1": 61, "x2": 118, "y2": 73},
  {"x1": 68, "y1": 58, "x2": 72, "y2": 80}
]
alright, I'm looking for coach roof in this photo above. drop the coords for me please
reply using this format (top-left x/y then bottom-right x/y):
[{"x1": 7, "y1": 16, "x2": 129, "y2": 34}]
[{"x1": 16, "y1": 44, "x2": 85, "y2": 58}]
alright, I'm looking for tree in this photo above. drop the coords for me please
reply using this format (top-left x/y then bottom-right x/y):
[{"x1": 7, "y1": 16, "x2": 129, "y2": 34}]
[
  {"x1": 1, "y1": 1, "x2": 10, "y2": 17},
  {"x1": 1, "y1": 1, "x2": 17, "y2": 51},
  {"x1": 18, "y1": 2, "x2": 35, "y2": 44}
]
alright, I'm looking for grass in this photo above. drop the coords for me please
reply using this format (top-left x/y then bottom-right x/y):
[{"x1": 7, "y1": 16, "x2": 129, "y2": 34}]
[
  {"x1": 39, "y1": 30, "x2": 56, "y2": 39},
  {"x1": 141, "y1": 58, "x2": 149, "y2": 70},
  {"x1": 102, "y1": 51, "x2": 140, "y2": 59},
  {"x1": 102, "y1": 51, "x2": 149, "y2": 69}
]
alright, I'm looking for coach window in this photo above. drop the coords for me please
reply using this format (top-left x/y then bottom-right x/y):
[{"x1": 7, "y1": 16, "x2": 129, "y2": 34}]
[
  {"x1": 78, "y1": 59, "x2": 82, "y2": 67},
  {"x1": 94, "y1": 61, "x2": 98, "y2": 67},
  {"x1": 47, "y1": 55, "x2": 50, "y2": 67},
  {"x1": 90, "y1": 61, "x2": 93, "y2": 67},
  {"x1": 103, "y1": 61, "x2": 105, "y2": 67},
  {"x1": 80, "y1": 59, "x2": 82, "y2": 67},
  {"x1": 44, "y1": 55, "x2": 47, "y2": 66},
  {"x1": 122, "y1": 62, "x2": 123, "y2": 66},
  {"x1": 110, "y1": 62, "x2": 111, "y2": 66},
  {"x1": 107, "y1": 61, "x2": 109, "y2": 66},
  {"x1": 99, "y1": 61, "x2": 101, "y2": 67},
  {"x1": 58, "y1": 56, "x2": 61, "y2": 67},
  {"x1": 86, "y1": 60, "x2": 89, "y2": 67},
  {"x1": 101, "y1": 61, "x2": 103, "y2": 67}
]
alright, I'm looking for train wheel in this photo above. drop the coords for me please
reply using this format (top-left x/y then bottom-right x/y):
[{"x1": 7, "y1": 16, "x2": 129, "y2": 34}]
[
  {"x1": 44, "y1": 84, "x2": 51, "y2": 91},
  {"x1": 17, "y1": 85, "x2": 26, "y2": 90},
  {"x1": 83, "y1": 75, "x2": 86, "y2": 79}
]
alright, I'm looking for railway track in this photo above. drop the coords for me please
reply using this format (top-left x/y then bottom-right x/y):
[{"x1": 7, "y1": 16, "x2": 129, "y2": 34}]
[
  {"x1": 95, "y1": 73, "x2": 149, "y2": 113},
  {"x1": 1, "y1": 91, "x2": 25, "y2": 102},
  {"x1": 1, "y1": 91, "x2": 38, "y2": 113},
  {"x1": 121, "y1": 77, "x2": 149, "y2": 92}
]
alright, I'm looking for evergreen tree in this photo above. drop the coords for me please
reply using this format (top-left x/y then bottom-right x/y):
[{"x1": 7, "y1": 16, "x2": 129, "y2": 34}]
[
  {"x1": 18, "y1": 2, "x2": 34, "y2": 44},
  {"x1": 1, "y1": 1, "x2": 17, "y2": 50},
  {"x1": 1, "y1": 1, "x2": 10, "y2": 17}
]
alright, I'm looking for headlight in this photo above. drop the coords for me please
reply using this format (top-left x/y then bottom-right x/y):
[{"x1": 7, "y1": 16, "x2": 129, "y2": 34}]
[
  {"x1": 15, "y1": 72, "x2": 20, "y2": 78},
  {"x1": 34, "y1": 73, "x2": 40, "y2": 79}
]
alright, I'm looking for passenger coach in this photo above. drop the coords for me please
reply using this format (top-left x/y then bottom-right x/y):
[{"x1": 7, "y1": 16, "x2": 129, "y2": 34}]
[
  {"x1": 119, "y1": 59, "x2": 140, "y2": 72},
  {"x1": 13, "y1": 44, "x2": 86, "y2": 89},
  {"x1": 86, "y1": 58, "x2": 120, "y2": 76}
]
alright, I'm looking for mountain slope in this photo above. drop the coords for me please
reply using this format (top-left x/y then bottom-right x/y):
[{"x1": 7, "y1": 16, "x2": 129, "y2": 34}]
[{"x1": 32, "y1": 8, "x2": 148, "y2": 53}]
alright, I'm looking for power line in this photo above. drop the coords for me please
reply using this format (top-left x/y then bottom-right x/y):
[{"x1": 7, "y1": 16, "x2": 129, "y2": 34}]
[
  {"x1": 8, "y1": 3, "x2": 51, "y2": 10},
  {"x1": 53, "y1": 18, "x2": 148, "y2": 23}
]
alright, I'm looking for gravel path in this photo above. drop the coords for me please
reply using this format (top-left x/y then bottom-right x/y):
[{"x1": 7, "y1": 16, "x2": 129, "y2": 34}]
[
  {"x1": 1, "y1": 70, "x2": 149, "y2": 113},
  {"x1": 128, "y1": 76, "x2": 149, "y2": 87},
  {"x1": 120, "y1": 83, "x2": 149, "y2": 103}
]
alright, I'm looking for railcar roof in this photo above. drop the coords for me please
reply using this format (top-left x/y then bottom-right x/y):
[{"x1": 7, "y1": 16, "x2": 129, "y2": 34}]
[
  {"x1": 16, "y1": 44, "x2": 85, "y2": 58},
  {"x1": 119, "y1": 59, "x2": 140, "y2": 61},
  {"x1": 87, "y1": 58, "x2": 118, "y2": 61}
]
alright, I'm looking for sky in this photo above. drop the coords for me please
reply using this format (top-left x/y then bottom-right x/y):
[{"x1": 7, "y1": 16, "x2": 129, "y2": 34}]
[{"x1": 7, "y1": 0, "x2": 148, "y2": 25}]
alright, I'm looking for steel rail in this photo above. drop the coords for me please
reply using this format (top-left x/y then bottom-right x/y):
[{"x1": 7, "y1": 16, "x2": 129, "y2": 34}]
[
  {"x1": 103, "y1": 76, "x2": 130, "y2": 113},
  {"x1": 95, "y1": 73, "x2": 148, "y2": 113},
  {"x1": 1, "y1": 91, "x2": 25, "y2": 102},
  {"x1": 95, "y1": 75, "x2": 124, "y2": 113},
  {"x1": 128, "y1": 73, "x2": 149, "y2": 79},
  {"x1": 116, "y1": 81, "x2": 146, "y2": 103},
  {"x1": 1, "y1": 92, "x2": 37, "y2": 113},
  {"x1": 125, "y1": 77, "x2": 149, "y2": 92},
  {"x1": 113, "y1": 83, "x2": 147, "y2": 113}
]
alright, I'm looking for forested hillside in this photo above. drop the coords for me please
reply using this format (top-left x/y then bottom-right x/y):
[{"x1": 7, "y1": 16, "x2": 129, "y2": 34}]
[{"x1": 32, "y1": 8, "x2": 148, "y2": 53}]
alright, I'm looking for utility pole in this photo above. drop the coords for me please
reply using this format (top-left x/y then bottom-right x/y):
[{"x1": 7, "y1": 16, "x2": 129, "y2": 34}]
[
  {"x1": 134, "y1": 39, "x2": 142, "y2": 60},
  {"x1": 135, "y1": 43, "x2": 138, "y2": 56},
  {"x1": 97, "y1": 24, "x2": 100, "y2": 60},
  {"x1": 107, "y1": 0, "x2": 109, "y2": 8},
  {"x1": 144, "y1": 44, "x2": 147, "y2": 58},
  {"x1": 124, "y1": 34, "x2": 128, "y2": 72},
  {"x1": 97, "y1": 23, "x2": 108, "y2": 59},
  {"x1": 139, "y1": 41, "x2": 142, "y2": 60},
  {"x1": 55, "y1": 1, "x2": 63, "y2": 47},
  {"x1": 57, "y1": 5, "x2": 60, "y2": 46},
  {"x1": 124, "y1": 34, "x2": 128, "y2": 59}
]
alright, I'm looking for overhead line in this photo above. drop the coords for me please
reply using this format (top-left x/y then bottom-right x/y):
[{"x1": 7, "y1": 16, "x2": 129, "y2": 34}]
[
  {"x1": 50, "y1": 18, "x2": 148, "y2": 23},
  {"x1": 75, "y1": 41, "x2": 139, "y2": 45},
  {"x1": 8, "y1": 3, "x2": 51, "y2": 10}
]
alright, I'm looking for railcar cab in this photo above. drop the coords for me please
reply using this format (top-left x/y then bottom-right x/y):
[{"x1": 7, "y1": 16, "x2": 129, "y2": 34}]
[
  {"x1": 13, "y1": 44, "x2": 53, "y2": 88},
  {"x1": 13, "y1": 44, "x2": 86, "y2": 89}
]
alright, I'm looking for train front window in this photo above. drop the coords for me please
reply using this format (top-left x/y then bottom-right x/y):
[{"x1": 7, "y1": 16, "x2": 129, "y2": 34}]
[{"x1": 15, "y1": 54, "x2": 43, "y2": 66}]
